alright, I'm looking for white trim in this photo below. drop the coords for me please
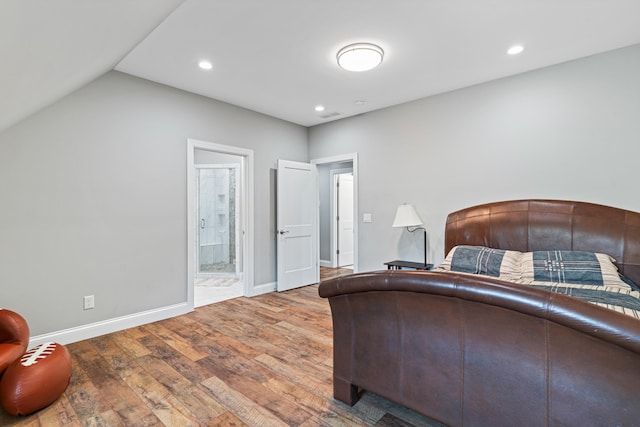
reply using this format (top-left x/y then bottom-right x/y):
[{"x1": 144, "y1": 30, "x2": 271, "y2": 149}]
[
  {"x1": 320, "y1": 259, "x2": 332, "y2": 268},
  {"x1": 187, "y1": 139, "x2": 255, "y2": 308},
  {"x1": 311, "y1": 153, "x2": 359, "y2": 273},
  {"x1": 29, "y1": 303, "x2": 190, "y2": 347}
]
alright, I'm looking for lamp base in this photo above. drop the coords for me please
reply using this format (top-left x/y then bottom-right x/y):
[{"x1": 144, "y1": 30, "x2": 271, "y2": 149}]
[{"x1": 407, "y1": 227, "x2": 428, "y2": 266}]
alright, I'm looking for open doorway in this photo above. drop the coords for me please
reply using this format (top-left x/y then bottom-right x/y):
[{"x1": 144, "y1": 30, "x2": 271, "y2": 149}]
[
  {"x1": 195, "y1": 162, "x2": 241, "y2": 306},
  {"x1": 333, "y1": 170, "x2": 354, "y2": 268},
  {"x1": 187, "y1": 139, "x2": 254, "y2": 309},
  {"x1": 312, "y1": 153, "x2": 358, "y2": 274},
  {"x1": 197, "y1": 164, "x2": 239, "y2": 275}
]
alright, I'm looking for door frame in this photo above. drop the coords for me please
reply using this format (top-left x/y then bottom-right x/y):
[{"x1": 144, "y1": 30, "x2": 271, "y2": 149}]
[
  {"x1": 311, "y1": 153, "x2": 359, "y2": 273},
  {"x1": 187, "y1": 139, "x2": 254, "y2": 309}
]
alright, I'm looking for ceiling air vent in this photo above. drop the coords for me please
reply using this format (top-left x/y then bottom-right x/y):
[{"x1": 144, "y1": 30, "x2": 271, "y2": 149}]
[{"x1": 320, "y1": 111, "x2": 341, "y2": 119}]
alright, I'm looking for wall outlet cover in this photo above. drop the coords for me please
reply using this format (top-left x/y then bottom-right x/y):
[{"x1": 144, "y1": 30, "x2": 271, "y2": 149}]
[{"x1": 83, "y1": 295, "x2": 95, "y2": 310}]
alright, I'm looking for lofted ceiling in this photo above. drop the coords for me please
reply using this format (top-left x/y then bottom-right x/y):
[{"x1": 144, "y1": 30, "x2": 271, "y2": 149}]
[{"x1": 2, "y1": 0, "x2": 640, "y2": 133}]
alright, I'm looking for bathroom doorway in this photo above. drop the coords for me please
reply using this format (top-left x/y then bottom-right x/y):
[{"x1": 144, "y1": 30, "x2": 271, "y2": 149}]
[
  {"x1": 187, "y1": 140, "x2": 254, "y2": 308},
  {"x1": 196, "y1": 165, "x2": 239, "y2": 276}
]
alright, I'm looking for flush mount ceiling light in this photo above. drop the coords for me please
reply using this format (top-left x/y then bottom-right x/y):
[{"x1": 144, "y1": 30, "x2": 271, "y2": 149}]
[{"x1": 337, "y1": 43, "x2": 384, "y2": 72}]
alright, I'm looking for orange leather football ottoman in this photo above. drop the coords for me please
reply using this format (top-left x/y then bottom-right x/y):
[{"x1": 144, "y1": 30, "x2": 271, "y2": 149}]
[{"x1": 0, "y1": 309, "x2": 72, "y2": 416}]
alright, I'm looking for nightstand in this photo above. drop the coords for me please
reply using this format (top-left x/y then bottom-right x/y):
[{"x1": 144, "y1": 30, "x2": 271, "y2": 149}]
[{"x1": 384, "y1": 260, "x2": 433, "y2": 270}]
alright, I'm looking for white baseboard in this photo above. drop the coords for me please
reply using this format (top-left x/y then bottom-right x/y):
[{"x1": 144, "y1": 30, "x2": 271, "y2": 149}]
[
  {"x1": 320, "y1": 259, "x2": 333, "y2": 268},
  {"x1": 28, "y1": 302, "x2": 192, "y2": 348},
  {"x1": 29, "y1": 280, "x2": 283, "y2": 348}
]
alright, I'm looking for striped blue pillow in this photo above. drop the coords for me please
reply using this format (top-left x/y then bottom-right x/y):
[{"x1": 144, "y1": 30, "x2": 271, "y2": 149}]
[{"x1": 450, "y1": 246, "x2": 507, "y2": 277}]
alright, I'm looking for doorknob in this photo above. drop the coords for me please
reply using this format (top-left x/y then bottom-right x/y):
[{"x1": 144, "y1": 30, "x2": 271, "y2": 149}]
[{"x1": 200, "y1": 219, "x2": 205, "y2": 229}]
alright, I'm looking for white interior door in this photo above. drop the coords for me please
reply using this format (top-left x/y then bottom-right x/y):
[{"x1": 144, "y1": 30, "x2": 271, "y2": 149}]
[
  {"x1": 337, "y1": 173, "x2": 354, "y2": 267},
  {"x1": 277, "y1": 159, "x2": 319, "y2": 291}
]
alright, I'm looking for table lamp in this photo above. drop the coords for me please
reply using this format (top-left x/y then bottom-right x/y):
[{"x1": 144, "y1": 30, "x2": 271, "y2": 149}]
[{"x1": 392, "y1": 203, "x2": 427, "y2": 265}]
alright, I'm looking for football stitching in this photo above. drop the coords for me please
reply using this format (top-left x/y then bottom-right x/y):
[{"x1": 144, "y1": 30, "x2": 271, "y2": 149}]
[{"x1": 21, "y1": 342, "x2": 57, "y2": 367}]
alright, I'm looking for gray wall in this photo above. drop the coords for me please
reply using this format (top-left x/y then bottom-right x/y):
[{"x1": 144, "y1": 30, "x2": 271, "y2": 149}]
[
  {"x1": 0, "y1": 71, "x2": 307, "y2": 336},
  {"x1": 309, "y1": 44, "x2": 640, "y2": 272}
]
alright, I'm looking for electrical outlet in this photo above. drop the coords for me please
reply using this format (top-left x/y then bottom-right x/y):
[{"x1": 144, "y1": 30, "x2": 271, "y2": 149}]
[{"x1": 83, "y1": 295, "x2": 95, "y2": 310}]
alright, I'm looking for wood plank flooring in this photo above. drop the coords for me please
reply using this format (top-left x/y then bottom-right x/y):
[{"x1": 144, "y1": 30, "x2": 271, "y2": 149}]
[{"x1": 0, "y1": 268, "x2": 442, "y2": 426}]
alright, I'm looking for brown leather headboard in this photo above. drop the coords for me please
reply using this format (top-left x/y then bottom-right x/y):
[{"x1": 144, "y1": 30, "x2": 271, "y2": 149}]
[{"x1": 445, "y1": 200, "x2": 640, "y2": 285}]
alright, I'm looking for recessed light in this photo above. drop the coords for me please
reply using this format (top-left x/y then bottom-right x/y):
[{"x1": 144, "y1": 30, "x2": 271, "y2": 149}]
[
  {"x1": 198, "y1": 60, "x2": 213, "y2": 70},
  {"x1": 507, "y1": 45, "x2": 524, "y2": 55},
  {"x1": 354, "y1": 100, "x2": 365, "y2": 106},
  {"x1": 337, "y1": 43, "x2": 384, "y2": 72},
  {"x1": 315, "y1": 105, "x2": 325, "y2": 112}
]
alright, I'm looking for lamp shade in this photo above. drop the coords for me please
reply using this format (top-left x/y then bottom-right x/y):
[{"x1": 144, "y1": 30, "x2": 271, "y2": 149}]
[{"x1": 392, "y1": 204, "x2": 423, "y2": 228}]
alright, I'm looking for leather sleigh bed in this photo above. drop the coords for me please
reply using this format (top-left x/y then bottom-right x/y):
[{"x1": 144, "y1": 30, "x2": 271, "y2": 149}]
[{"x1": 318, "y1": 200, "x2": 640, "y2": 426}]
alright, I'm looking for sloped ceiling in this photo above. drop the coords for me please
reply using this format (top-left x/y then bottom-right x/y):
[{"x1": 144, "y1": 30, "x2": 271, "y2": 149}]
[
  {"x1": 3, "y1": 0, "x2": 640, "y2": 133},
  {"x1": 0, "y1": 0, "x2": 185, "y2": 133}
]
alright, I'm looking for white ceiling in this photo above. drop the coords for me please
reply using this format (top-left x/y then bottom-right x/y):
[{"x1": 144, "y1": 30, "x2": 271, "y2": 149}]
[
  {"x1": 0, "y1": 0, "x2": 185, "y2": 133},
  {"x1": 3, "y1": 0, "x2": 640, "y2": 132}
]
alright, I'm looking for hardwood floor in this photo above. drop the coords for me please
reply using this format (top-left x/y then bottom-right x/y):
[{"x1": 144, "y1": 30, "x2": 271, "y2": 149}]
[
  {"x1": 0, "y1": 268, "x2": 442, "y2": 426},
  {"x1": 319, "y1": 266, "x2": 353, "y2": 281}
]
